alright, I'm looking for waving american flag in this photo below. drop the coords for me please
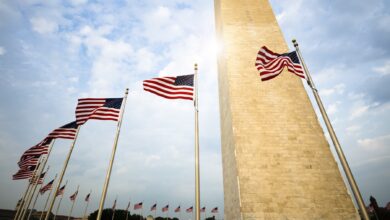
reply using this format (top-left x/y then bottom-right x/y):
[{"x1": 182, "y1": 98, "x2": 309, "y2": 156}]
[{"x1": 255, "y1": 46, "x2": 305, "y2": 81}]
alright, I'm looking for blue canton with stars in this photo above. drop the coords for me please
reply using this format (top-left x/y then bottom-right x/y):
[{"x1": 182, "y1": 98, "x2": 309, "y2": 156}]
[
  {"x1": 103, "y1": 98, "x2": 123, "y2": 109},
  {"x1": 174, "y1": 74, "x2": 194, "y2": 87},
  {"x1": 280, "y1": 51, "x2": 300, "y2": 64}
]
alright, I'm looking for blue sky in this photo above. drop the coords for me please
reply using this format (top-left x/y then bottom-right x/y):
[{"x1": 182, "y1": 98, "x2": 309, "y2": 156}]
[{"x1": 0, "y1": 0, "x2": 389, "y2": 219}]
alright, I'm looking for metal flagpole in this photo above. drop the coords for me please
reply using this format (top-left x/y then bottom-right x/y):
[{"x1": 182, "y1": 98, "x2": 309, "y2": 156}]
[
  {"x1": 21, "y1": 140, "x2": 55, "y2": 220},
  {"x1": 83, "y1": 190, "x2": 92, "y2": 220},
  {"x1": 27, "y1": 166, "x2": 50, "y2": 220},
  {"x1": 67, "y1": 185, "x2": 79, "y2": 220},
  {"x1": 14, "y1": 156, "x2": 43, "y2": 220},
  {"x1": 112, "y1": 196, "x2": 117, "y2": 220},
  {"x1": 154, "y1": 204, "x2": 156, "y2": 219},
  {"x1": 140, "y1": 206, "x2": 143, "y2": 220},
  {"x1": 194, "y1": 63, "x2": 200, "y2": 220},
  {"x1": 53, "y1": 180, "x2": 68, "y2": 220},
  {"x1": 44, "y1": 127, "x2": 81, "y2": 220},
  {"x1": 40, "y1": 174, "x2": 57, "y2": 220},
  {"x1": 112, "y1": 208, "x2": 116, "y2": 220},
  {"x1": 14, "y1": 177, "x2": 34, "y2": 220},
  {"x1": 96, "y1": 88, "x2": 129, "y2": 220},
  {"x1": 26, "y1": 139, "x2": 56, "y2": 220},
  {"x1": 292, "y1": 39, "x2": 370, "y2": 220},
  {"x1": 125, "y1": 201, "x2": 130, "y2": 220},
  {"x1": 18, "y1": 156, "x2": 47, "y2": 220}
]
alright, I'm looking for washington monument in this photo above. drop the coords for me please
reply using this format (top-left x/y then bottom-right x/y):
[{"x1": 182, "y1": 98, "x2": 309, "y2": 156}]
[{"x1": 214, "y1": 0, "x2": 360, "y2": 219}]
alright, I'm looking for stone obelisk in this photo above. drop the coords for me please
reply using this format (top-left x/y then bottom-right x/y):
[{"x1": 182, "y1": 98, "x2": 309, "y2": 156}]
[{"x1": 214, "y1": 0, "x2": 360, "y2": 219}]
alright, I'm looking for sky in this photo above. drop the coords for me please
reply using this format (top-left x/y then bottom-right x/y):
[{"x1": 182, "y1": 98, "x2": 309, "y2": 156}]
[{"x1": 0, "y1": 0, "x2": 389, "y2": 219}]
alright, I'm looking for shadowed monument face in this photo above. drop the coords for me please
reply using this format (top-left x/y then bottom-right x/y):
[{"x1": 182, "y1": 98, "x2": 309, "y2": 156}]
[{"x1": 214, "y1": 0, "x2": 360, "y2": 219}]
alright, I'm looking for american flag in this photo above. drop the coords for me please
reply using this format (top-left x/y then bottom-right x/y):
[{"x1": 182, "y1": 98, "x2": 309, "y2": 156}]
[
  {"x1": 174, "y1": 206, "x2": 180, "y2": 213},
  {"x1": 56, "y1": 185, "x2": 66, "y2": 196},
  {"x1": 200, "y1": 207, "x2": 206, "y2": 213},
  {"x1": 40, "y1": 179, "x2": 54, "y2": 194},
  {"x1": 70, "y1": 190, "x2": 78, "y2": 201},
  {"x1": 211, "y1": 207, "x2": 218, "y2": 213},
  {"x1": 162, "y1": 205, "x2": 169, "y2": 212},
  {"x1": 143, "y1": 74, "x2": 194, "y2": 101},
  {"x1": 18, "y1": 138, "x2": 51, "y2": 168},
  {"x1": 255, "y1": 46, "x2": 305, "y2": 81},
  {"x1": 29, "y1": 171, "x2": 46, "y2": 184},
  {"x1": 85, "y1": 193, "x2": 91, "y2": 202},
  {"x1": 18, "y1": 156, "x2": 40, "y2": 169},
  {"x1": 150, "y1": 203, "x2": 157, "y2": 211},
  {"x1": 19, "y1": 144, "x2": 49, "y2": 162},
  {"x1": 134, "y1": 202, "x2": 143, "y2": 210},
  {"x1": 47, "y1": 121, "x2": 79, "y2": 140},
  {"x1": 75, "y1": 98, "x2": 123, "y2": 125},
  {"x1": 12, "y1": 165, "x2": 37, "y2": 180},
  {"x1": 186, "y1": 206, "x2": 193, "y2": 213}
]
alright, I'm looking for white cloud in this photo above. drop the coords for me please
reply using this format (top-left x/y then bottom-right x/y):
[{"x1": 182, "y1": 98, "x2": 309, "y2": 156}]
[
  {"x1": 274, "y1": 0, "x2": 304, "y2": 27},
  {"x1": 373, "y1": 60, "x2": 390, "y2": 76},
  {"x1": 314, "y1": 65, "x2": 347, "y2": 84},
  {"x1": 327, "y1": 103, "x2": 338, "y2": 115},
  {"x1": 350, "y1": 104, "x2": 370, "y2": 119},
  {"x1": 358, "y1": 134, "x2": 390, "y2": 150},
  {"x1": 347, "y1": 93, "x2": 380, "y2": 120},
  {"x1": 30, "y1": 17, "x2": 58, "y2": 34},
  {"x1": 68, "y1": 76, "x2": 79, "y2": 83},
  {"x1": 348, "y1": 92, "x2": 366, "y2": 100},
  {"x1": 346, "y1": 125, "x2": 361, "y2": 135},
  {"x1": 134, "y1": 48, "x2": 157, "y2": 73},
  {"x1": 351, "y1": 155, "x2": 390, "y2": 168},
  {"x1": 69, "y1": 0, "x2": 88, "y2": 6},
  {"x1": 320, "y1": 83, "x2": 345, "y2": 96},
  {"x1": 0, "y1": 46, "x2": 5, "y2": 55}
]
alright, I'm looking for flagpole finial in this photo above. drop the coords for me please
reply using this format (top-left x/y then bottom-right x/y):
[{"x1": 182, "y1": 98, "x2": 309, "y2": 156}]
[
  {"x1": 194, "y1": 63, "x2": 198, "y2": 71},
  {"x1": 292, "y1": 39, "x2": 298, "y2": 47}
]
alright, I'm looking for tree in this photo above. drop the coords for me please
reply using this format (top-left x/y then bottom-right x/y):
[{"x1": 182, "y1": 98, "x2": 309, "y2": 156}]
[
  {"x1": 88, "y1": 209, "x2": 144, "y2": 220},
  {"x1": 154, "y1": 217, "x2": 178, "y2": 220}
]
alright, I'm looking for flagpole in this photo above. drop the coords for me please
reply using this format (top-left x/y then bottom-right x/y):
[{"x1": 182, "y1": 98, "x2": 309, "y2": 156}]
[
  {"x1": 83, "y1": 190, "x2": 92, "y2": 220},
  {"x1": 18, "y1": 156, "x2": 47, "y2": 220},
  {"x1": 40, "y1": 174, "x2": 57, "y2": 220},
  {"x1": 44, "y1": 126, "x2": 81, "y2": 220},
  {"x1": 141, "y1": 206, "x2": 143, "y2": 220},
  {"x1": 292, "y1": 39, "x2": 370, "y2": 220},
  {"x1": 14, "y1": 156, "x2": 43, "y2": 220},
  {"x1": 125, "y1": 200, "x2": 130, "y2": 220},
  {"x1": 154, "y1": 203, "x2": 156, "y2": 219},
  {"x1": 194, "y1": 63, "x2": 201, "y2": 220},
  {"x1": 179, "y1": 205, "x2": 182, "y2": 220},
  {"x1": 21, "y1": 140, "x2": 55, "y2": 220},
  {"x1": 67, "y1": 185, "x2": 79, "y2": 220},
  {"x1": 53, "y1": 180, "x2": 67, "y2": 220},
  {"x1": 14, "y1": 175, "x2": 34, "y2": 220},
  {"x1": 27, "y1": 166, "x2": 50, "y2": 220},
  {"x1": 96, "y1": 88, "x2": 129, "y2": 220},
  {"x1": 112, "y1": 208, "x2": 116, "y2": 220},
  {"x1": 112, "y1": 196, "x2": 117, "y2": 220},
  {"x1": 25, "y1": 139, "x2": 56, "y2": 220}
]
